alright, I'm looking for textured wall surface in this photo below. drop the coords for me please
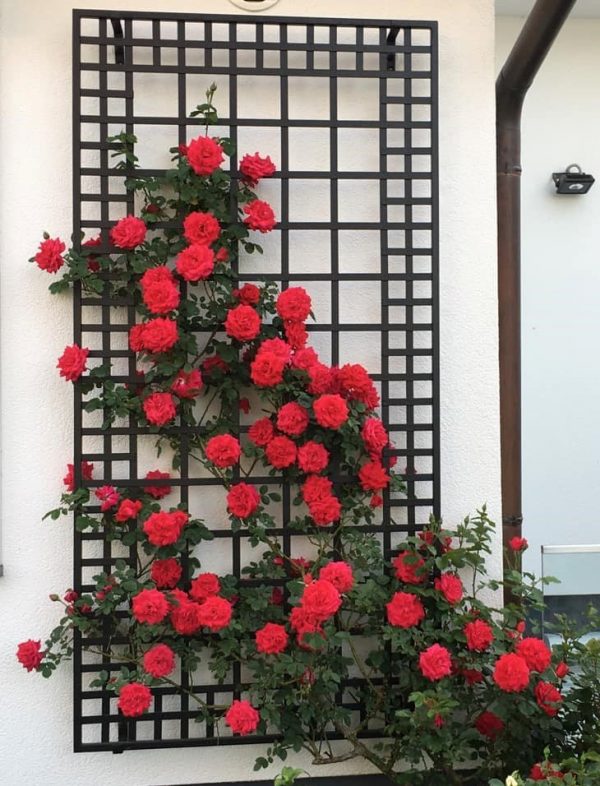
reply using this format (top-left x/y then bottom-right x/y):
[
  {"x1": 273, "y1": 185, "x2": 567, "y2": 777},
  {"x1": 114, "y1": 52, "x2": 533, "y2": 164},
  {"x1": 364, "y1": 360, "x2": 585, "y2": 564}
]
[
  {"x1": 496, "y1": 18, "x2": 600, "y2": 584},
  {"x1": 0, "y1": 1, "x2": 499, "y2": 784}
]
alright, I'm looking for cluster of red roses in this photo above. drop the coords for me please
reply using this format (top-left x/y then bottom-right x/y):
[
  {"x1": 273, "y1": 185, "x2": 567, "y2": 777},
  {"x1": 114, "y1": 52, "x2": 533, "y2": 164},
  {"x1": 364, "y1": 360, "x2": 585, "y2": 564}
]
[
  {"x1": 382, "y1": 538, "x2": 567, "y2": 747},
  {"x1": 25, "y1": 127, "x2": 402, "y2": 742}
]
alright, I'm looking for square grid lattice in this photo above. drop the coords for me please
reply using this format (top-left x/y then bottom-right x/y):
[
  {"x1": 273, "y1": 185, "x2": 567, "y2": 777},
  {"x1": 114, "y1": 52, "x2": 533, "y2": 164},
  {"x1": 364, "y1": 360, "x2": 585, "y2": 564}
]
[{"x1": 71, "y1": 10, "x2": 439, "y2": 751}]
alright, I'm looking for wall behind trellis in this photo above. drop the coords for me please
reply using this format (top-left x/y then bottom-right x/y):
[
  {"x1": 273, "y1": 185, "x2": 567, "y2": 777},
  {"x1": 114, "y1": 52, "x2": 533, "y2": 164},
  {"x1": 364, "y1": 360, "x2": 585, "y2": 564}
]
[{"x1": 0, "y1": 1, "x2": 499, "y2": 784}]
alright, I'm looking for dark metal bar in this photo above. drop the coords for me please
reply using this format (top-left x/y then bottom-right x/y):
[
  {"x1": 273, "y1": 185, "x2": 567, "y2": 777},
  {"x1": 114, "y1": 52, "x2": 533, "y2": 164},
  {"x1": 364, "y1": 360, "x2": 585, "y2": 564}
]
[{"x1": 496, "y1": 0, "x2": 576, "y2": 576}]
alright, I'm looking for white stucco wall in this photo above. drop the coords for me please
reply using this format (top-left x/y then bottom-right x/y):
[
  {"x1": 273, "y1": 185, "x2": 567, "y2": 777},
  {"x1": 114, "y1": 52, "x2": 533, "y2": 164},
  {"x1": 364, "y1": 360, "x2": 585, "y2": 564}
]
[
  {"x1": 0, "y1": 1, "x2": 499, "y2": 784},
  {"x1": 496, "y1": 17, "x2": 600, "y2": 585}
]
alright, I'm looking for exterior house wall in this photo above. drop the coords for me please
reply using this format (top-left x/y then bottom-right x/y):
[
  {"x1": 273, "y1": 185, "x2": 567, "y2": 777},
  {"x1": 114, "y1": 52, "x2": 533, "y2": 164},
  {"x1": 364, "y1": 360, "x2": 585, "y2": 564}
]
[
  {"x1": 496, "y1": 17, "x2": 600, "y2": 586},
  {"x1": 0, "y1": 1, "x2": 499, "y2": 784}
]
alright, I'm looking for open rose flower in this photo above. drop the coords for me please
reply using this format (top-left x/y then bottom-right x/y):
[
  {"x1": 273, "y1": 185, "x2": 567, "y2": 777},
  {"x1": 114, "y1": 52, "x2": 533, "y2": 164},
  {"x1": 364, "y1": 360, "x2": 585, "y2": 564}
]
[
  {"x1": 243, "y1": 199, "x2": 276, "y2": 232},
  {"x1": 110, "y1": 215, "x2": 147, "y2": 249},
  {"x1": 118, "y1": 683, "x2": 152, "y2": 717},
  {"x1": 34, "y1": 237, "x2": 65, "y2": 273},
  {"x1": 57, "y1": 344, "x2": 89, "y2": 381},
  {"x1": 239, "y1": 152, "x2": 276, "y2": 185},
  {"x1": 183, "y1": 211, "x2": 220, "y2": 245},
  {"x1": 16, "y1": 640, "x2": 44, "y2": 672},
  {"x1": 224, "y1": 699, "x2": 260, "y2": 735},
  {"x1": 186, "y1": 135, "x2": 224, "y2": 176},
  {"x1": 175, "y1": 244, "x2": 215, "y2": 282}
]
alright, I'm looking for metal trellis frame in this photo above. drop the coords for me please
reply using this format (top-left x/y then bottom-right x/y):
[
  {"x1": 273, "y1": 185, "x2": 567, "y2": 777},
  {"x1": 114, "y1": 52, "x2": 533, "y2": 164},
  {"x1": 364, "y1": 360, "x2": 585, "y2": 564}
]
[{"x1": 71, "y1": 8, "x2": 439, "y2": 752}]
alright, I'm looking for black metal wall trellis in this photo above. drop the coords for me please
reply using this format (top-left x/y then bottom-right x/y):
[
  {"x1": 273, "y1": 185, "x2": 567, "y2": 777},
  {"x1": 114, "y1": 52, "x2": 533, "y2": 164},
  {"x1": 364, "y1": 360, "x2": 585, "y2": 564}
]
[{"x1": 71, "y1": 9, "x2": 439, "y2": 753}]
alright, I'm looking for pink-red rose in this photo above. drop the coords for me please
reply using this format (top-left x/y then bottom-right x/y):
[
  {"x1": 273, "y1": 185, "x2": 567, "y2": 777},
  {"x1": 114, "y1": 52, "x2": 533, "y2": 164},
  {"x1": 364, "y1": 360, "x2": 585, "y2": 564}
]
[
  {"x1": 34, "y1": 237, "x2": 65, "y2": 273},
  {"x1": 243, "y1": 199, "x2": 276, "y2": 232},
  {"x1": 227, "y1": 483, "x2": 261, "y2": 518},
  {"x1": 143, "y1": 392, "x2": 177, "y2": 426},
  {"x1": 224, "y1": 699, "x2": 260, "y2": 735},
  {"x1": 110, "y1": 216, "x2": 147, "y2": 249},
  {"x1": 186, "y1": 135, "x2": 224, "y2": 176},
  {"x1": 57, "y1": 344, "x2": 89, "y2": 381},
  {"x1": 419, "y1": 644, "x2": 452, "y2": 681}
]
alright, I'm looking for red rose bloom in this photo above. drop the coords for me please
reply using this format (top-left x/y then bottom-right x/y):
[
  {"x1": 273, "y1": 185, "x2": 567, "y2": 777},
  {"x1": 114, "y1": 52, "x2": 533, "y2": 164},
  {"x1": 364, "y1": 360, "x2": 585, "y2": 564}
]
[
  {"x1": 535, "y1": 681, "x2": 562, "y2": 716},
  {"x1": 151, "y1": 558, "x2": 182, "y2": 589},
  {"x1": 419, "y1": 644, "x2": 452, "y2": 681},
  {"x1": 265, "y1": 435, "x2": 297, "y2": 469},
  {"x1": 118, "y1": 683, "x2": 152, "y2": 717},
  {"x1": 291, "y1": 347, "x2": 318, "y2": 370},
  {"x1": 170, "y1": 598, "x2": 203, "y2": 635},
  {"x1": 493, "y1": 652, "x2": 530, "y2": 692},
  {"x1": 143, "y1": 510, "x2": 186, "y2": 546},
  {"x1": 301, "y1": 579, "x2": 341, "y2": 622},
  {"x1": 386, "y1": 592, "x2": 425, "y2": 628},
  {"x1": 186, "y1": 135, "x2": 224, "y2": 176},
  {"x1": 140, "y1": 266, "x2": 180, "y2": 314},
  {"x1": 297, "y1": 441, "x2": 329, "y2": 474},
  {"x1": 227, "y1": 483, "x2": 261, "y2": 518},
  {"x1": 239, "y1": 152, "x2": 276, "y2": 184},
  {"x1": 143, "y1": 392, "x2": 177, "y2": 426},
  {"x1": 517, "y1": 637, "x2": 552, "y2": 673},
  {"x1": 361, "y1": 418, "x2": 389, "y2": 456},
  {"x1": 183, "y1": 211, "x2": 220, "y2": 245},
  {"x1": 319, "y1": 561, "x2": 354, "y2": 593},
  {"x1": 234, "y1": 283, "x2": 261, "y2": 305},
  {"x1": 34, "y1": 237, "x2": 65, "y2": 273},
  {"x1": 276, "y1": 402, "x2": 309, "y2": 436},
  {"x1": 464, "y1": 619, "x2": 494, "y2": 651},
  {"x1": 63, "y1": 460, "x2": 94, "y2": 492},
  {"x1": 313, "y1": 394, "x2": 349, "y2": 429},
  {"x1": 255, "y1": 622, "x2": 288, "y2": 654},
  {"x1": 530, "y1": 763, "x2": 564, "y2": 780},
  {"x1": 284, "y1": 320, "x2": 308, "y2": 350},
  {"x1": 475, "y1": 711, "x2": 504, "y2": 740},
  {"x1": 338, "y1": 363, "x2": 380, "y2": 409},
  {"x1": 302, "y1": 475, "x2": 333, "y2": 504},
  {"x1": 225, "y1": 304, "x2": 261, "y2": 342},
  {"x1": 509, "y1": 536, "x2": 529, "y2": 551},
  {"x1": 434, "y1": 573, "x2": 464, "y2": 605},
  {"x1": 309, "y1": 496, "x2": 341, "y2": 526},
  {"x1": 556, "y1": 661, "x2": 569, "y2": 679},
  {"x1": 144, "y1": 470, "x2": 172, "y2": 499},
  {"x1": 243, "y1": 199, "x2": 276, "y2": 232},
  {"x1": 171, "y1": 369, "x2": 203, "y2": 399},
  {"x1": 197, "y1": 595, "x2": 232, "y2": 631},
  {"x1": 189, "y1": 572, "x2": 221, "y2": 603},
  {"x1": 248, "y1": 417, "x2": 275, "y2": 446},
  {"x1": 289, "y1": 605, "x2": 324, "y2": 647},
  {"x1": 110, "y1": 216, "x2": 147, "y2": 249},
  {"x1": 143, "y1": 644, "x2": 175, "y2": 678},
  {"x1": 393, "y1": 551, "x2": 427, "y2": 584},
  {"x1": 141, "y1": 318, "x2": 179, "y2": 354},
  {"x1": 175, "y1": 244, "x2": 215, "y2": 282},
  {"x1": 57, "y1": 344, "x2": 89, "y2": 381},
  {"x1": 358, "y1": 461, "x2": 390, "y2": 492},
  {"x1": 132, "y1": 588, "x2": 169, "y2": 625},
  {"x1": 114, "y1": 498, "x2": 143, "y2": 522},
  {"x1": 260, "y1": 338, "x2": 292, "y2": 361},
  {"x1": 129, "y1": 323, "x2": 146, "y2": 352},
  {"x1": 224, "y1": 699, "x2": 260, "y2": 735},
  {"x1": 205, "y1": 434, "x2": 241, "y2": 468},
  {"x1": 16, "y1": 639, "x2": 44, "y2": 672},
  {"x1": 276, "y1": 288, "x2": 311, "y2": 324},
  {"x1": 250, "y1": 352, "x2": 286, "y2": 387},
  {"x1": 95, "y1": 485, "x2": 120, "y2": 512}
]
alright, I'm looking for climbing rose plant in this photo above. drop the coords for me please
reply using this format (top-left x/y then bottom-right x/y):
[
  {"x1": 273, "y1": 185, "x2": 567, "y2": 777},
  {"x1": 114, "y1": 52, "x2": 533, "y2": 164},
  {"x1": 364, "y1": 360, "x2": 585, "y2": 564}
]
[{"x1": 20, "y1": 88, "x2": 574, "y2": 784}]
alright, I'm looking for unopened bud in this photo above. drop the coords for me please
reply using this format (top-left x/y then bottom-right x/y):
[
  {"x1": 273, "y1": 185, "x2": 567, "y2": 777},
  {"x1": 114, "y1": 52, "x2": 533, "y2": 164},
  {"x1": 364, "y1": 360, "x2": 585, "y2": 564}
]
[{"x1": 49, "y1": 593, "x2": 60, "y2": 602}]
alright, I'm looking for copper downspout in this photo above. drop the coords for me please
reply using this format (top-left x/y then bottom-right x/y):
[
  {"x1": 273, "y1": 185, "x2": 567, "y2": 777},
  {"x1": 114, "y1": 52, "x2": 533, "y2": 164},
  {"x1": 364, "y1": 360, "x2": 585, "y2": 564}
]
[{"x1": 497, "y1": 0, "x2": 576, "y2": 579}]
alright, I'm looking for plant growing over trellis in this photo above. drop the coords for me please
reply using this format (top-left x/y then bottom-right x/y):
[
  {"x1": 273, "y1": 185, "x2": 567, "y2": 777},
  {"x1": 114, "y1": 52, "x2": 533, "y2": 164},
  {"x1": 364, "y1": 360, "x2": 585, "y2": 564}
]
[{"x1": 19, "y1": 88, "x2": 587, "y2": 785}]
